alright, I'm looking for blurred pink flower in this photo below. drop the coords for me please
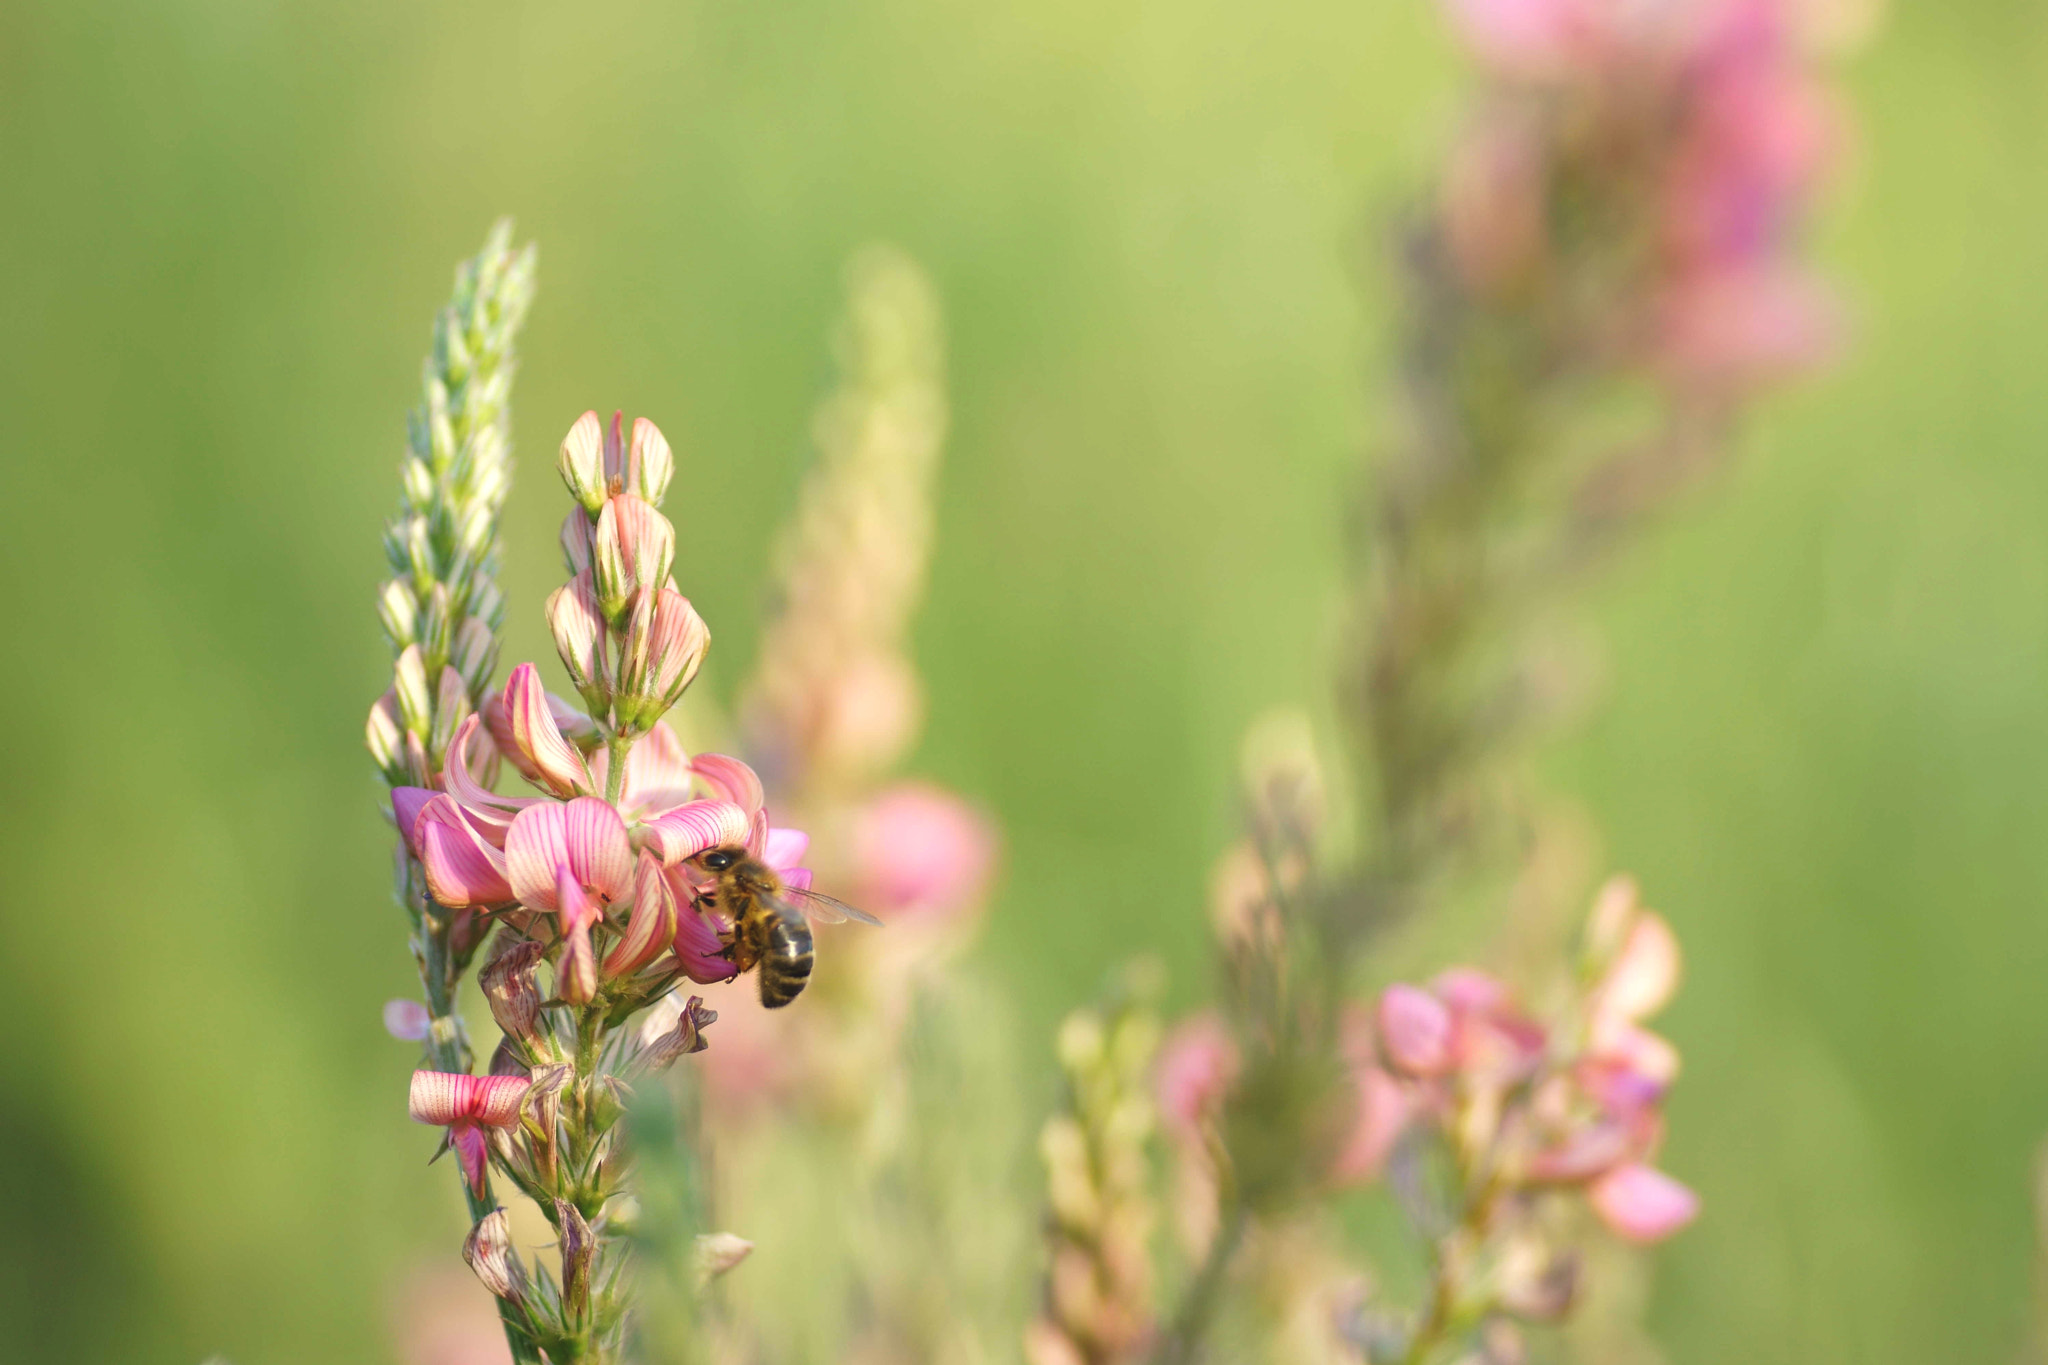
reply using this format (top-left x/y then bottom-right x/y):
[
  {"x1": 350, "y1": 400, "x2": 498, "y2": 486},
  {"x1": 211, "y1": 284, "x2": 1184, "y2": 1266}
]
[
  {"x1": 1586, "y1": 1162, "x2": 1700, "y2": 1242},
  {"x1": 852, "y1": 782, "x2": 999, "y2": 923},
  {"x1": 390, "y1": 1264, "x2": 512, "y2": 1365},
  {"x1": 1377, "y1": 983, "x2": 1454, "y2": 1077},
  {"x1": 408, "y1": 1071, "x2": 530, "y2": 1197},
  {"x1": 1155, "y1": 1013, "x2": 1239, "y2": 1144},
  {"x1": 385, "y1": 999, "x2": 431, "y2": 1042}
]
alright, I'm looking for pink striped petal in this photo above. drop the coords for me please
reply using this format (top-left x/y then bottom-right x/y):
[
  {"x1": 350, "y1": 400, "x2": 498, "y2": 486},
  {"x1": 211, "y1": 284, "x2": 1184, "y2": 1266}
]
[
  {"x1": 504, "y1": 798, "x2": 633, "y2": 909},
  {"x1": 641, "y1": 800, "x2": 752, "y2": 865},
  {"x1": 416, "y1": 795, "x2": 514, "y2": 907},
  {"x1": 690, "y1": 753, "x2": 764, "y2": 815},
  {"x1": 408, "y1": 1070, "x2": 473, "y2": 1125},
  {"x1": 604, "y1": 853, "x2": 678, "y2": 978},
  {"x1": 558, "y1": 922, "x2": 598, "y2": 1004},
  {"x1": 1588, "y1": 1164, "x2": 1700, "y2": 1243},
  {"x1": 470, "y1": 1074, "x2": 532, "y2": 1127},
  {"x1": 501, "y1": 663, "x2": 594, "y2": 797},
  {"x1": 557, "y1": 867, "x2": 599, "y2": 935},
  {"x1": 442, "y1": 715, "x2": 542, "y2": 847}
]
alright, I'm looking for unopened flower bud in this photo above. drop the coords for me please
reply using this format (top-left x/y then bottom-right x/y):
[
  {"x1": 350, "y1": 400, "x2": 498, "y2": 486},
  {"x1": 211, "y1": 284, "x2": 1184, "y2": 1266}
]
[
  {"x1": 417, "y1": 584, "x2": 454, "y2": 672},
  {"x1": 481, "y1": 938, "x2": 546, "y2": 1046},
  {"x1": 560, "y1": 509, "x2": 595, "y2": 576},
  {"x1": 462, "y1": 1209, "x2": 529, "y2": 1304},
  {"x1": 401, "y1": 455, "x2": 435, "y2": 507},
  {"x1": 545, "y1": 572, "x2": 610, "y2": 712},
  {"x1": 428, "y1": 666, "x2": 472, "y2": 766},
  {"x1": 377, "y1": 579, "x2": 419, "y2": 649},
  {"x1": 393, "y1": 646, "x2": 432, "y2": 737},
  {"x1": 555, "y1": 1199, "x2": 594, "y2": 1313},
  {"x1": 632, "y1": 417, "x2": 674, "y2": 505},
  {"x1": 693, "y1": 1232, "x2": 754, "y2": 1284},
  {"x1": 558, "y1": 410, "x2": 607, "y2": 514},
  {"x1": 613, "y1": 588, "x2": 710, "y2": 733},
  {"x1": 591, "y1": 496, "x2": 676, "y2": 624},
  {"x1": 366, "y1": 690, "x2": 405, "y2": 778},
  {"x1": 450, "y1": 616, "x2": 498, "y2": 701},
  {"x1": 468, "y1": 579, "x2": 505, "y2": 633}
]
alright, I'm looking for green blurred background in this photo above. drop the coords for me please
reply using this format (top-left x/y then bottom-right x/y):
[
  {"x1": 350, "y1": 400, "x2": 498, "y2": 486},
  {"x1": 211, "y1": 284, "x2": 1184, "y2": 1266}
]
[{"x1": 1, "y1": 0, "x2": 2044, "y2": 1361}]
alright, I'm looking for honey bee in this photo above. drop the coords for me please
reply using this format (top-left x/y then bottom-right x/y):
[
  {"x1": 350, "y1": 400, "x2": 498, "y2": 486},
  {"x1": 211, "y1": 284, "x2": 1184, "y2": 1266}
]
[{"x1": 692, "y1": 847, "x2": 881, "y2": 1008}]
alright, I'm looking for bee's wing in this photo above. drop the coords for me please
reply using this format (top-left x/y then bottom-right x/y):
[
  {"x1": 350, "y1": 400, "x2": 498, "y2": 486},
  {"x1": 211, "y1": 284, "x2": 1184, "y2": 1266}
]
[{"x1": 784, "y1": 886, "x2": 883, "y2": 927}]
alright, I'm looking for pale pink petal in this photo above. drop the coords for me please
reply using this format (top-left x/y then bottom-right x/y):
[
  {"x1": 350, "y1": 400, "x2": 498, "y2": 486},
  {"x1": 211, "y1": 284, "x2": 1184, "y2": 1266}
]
[
  {"x1": 762, "y1": 827, "x2": 810, "y2": 872},
  {"x1": 442, "y1": 715, "x2": 542, "y2": 847},
  {"x1": 612, "y1": 720, "x2": 695, "y2": 816},
  {"x1": 604, "y1": 853, "x2": 678, "y2": 978},
  {"x1": 1433, "y1": 968, "x2": 1511, "y2": 1015},
  {"x1": 1594, "y1": 913, "x2": 1682, "y2": 1024},
  {"x1": 689, "y1": 753, "x2": 764, "y2": 816},
  {"x1": 384, "y1": 999, "x2": 431, "y2": 1041},
  {"x1": 641, "y1": 800, "x2": 752, "y2": 865},
  {"x1": 558, "y1": 922, "x2": 598, "y2": 1004},
  {"x1": 501, "y1": 663, "x2": 594, "y2": 797},
  {"x1": 562, "y1": 797, "x2": 634, "y2": 901},
  {"x1": 1587, "y1": 1164, "x2": 1700, "y2": 1243},
  {"x1": 558, "y1": 867, "x2": 599, "y2": 935},
  {"x1": 1378, "y1": 984, "x2": 1453, "y2": 1076},
  {"x1": 417, "y1": 795, "x2": 514, "y2": 908},
  {"x1": 1330, "y1": 1065, "x2": 1412, "y2": 1185}
]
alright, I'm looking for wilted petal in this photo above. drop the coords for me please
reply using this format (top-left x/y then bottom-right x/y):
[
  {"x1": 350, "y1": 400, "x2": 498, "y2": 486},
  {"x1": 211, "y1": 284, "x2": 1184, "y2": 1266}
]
[
  {"x1": 500, "y1": 663, "x2": 594, "y2": 797},
  {"x1": 1587, "y1": 1163, "x2": 1700, "y2": 1243},
  {"x1": 641, "y1": 800, "x2": 752, "y2": 865},
  {"x1": 464, "y1": 1209, "x2": 529, "y2": 1304},
  {"x1": 1378, "y1": 984, "x2": 1453, "y2": 1076},
  {"x1": 693, "y1": 1232, "x2": 753, "y2": 1283},
  {"x1": 417, "y1": 795, "x2": 515, "y2": 907},
  {"x1": 689, "y1": 753, "x2": 764, "y2": 816},
  {"x1": 504, "y1": 798, "x2": 633, "y2": 909},
  {"x1": 384, "y1": 999, "x2": 431, "y2": 1041}
]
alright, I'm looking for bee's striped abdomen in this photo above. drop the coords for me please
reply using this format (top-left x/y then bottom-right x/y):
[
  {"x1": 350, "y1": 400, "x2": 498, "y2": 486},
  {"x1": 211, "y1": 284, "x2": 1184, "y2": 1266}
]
[{"x1": 758, "y1": 909, "x2": 814, "y2": 1008}]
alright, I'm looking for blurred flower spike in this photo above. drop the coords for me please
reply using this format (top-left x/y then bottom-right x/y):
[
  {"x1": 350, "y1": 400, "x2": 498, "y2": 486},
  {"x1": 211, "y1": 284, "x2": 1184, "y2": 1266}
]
[{"x1": 1438, "y1": 0, "x2": 1852, "y2": 393}]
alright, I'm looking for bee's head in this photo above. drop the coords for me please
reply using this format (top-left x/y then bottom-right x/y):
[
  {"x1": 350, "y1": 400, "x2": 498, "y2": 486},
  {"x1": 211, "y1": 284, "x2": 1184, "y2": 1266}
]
[{"x1": 699, "y1": 847, "x2": 741, "y2": 873}]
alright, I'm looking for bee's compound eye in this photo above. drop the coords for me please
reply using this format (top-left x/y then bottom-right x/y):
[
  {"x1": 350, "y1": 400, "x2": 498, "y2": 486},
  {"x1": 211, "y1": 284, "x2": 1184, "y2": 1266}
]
[{"x1": 702, "y1": 850, "x2": 736, "y2": 871}]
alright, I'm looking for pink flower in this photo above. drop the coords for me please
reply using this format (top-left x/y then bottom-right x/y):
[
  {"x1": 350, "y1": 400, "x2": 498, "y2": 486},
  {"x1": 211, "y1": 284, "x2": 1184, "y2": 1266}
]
[
  {"x1": 505, "y1": 797, "x2": 634, "y2": 1004},
  {"x1": 851, "y1": 783, "x2": 999, "y2": 923},
  {"x1": 1331, "y1": 1064, "x2": 1413, "y2": 1185},
  {"x1": 1587, "y1": 1162, "x2": 1699, "y2": 1243},
  {"x1": 491, "y1": 664, "x2": 594, "y2": 798},
  {"x1": 1657, "y1": 264, "x2": 1839, "y2": 389},
  {"x1": 642, "y1": 800, "x2": 755, "y2": 865},
  {"x1": 408, "y1": 1071, "x2": 530, "y2": 1197},
  {"x1": 585, "y1": 721, "x2": 696, "y2": 820},
  {"x1": 603, "y1": 852, "x2": 679, "y2": 979},
  {"x1": 409, "y1": 793, "x2": 514, "y2": 909},
  {"x1": 1441, "y1": 0, "x2": 1590, "y2": 77},
  {"x1": 1155, "y1": 1013, "x2": 1239, "y2": 1143},
  {"x1": 1377, "y1": 983, "x2": 1454, "y2": 1077},
  {"x1": 384, "y1": 999, "x2": 431, "y2": 1041}
]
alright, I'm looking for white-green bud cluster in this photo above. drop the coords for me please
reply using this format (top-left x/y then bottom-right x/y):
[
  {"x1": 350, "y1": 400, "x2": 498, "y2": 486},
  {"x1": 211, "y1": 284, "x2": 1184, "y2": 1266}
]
[{"x1": 369, "y1": 219, "x2": 537, "y2": 787}]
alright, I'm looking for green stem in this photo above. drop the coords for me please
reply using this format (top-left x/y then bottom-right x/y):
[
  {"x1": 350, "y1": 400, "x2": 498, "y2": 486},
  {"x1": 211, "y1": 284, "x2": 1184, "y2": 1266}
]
[
  {"x1": 604, "y1": 732, "x2": 634, "y2": 806},
  {"x1": 1150, "y1": 1199, "x2": 1249, "y2": 1365}
]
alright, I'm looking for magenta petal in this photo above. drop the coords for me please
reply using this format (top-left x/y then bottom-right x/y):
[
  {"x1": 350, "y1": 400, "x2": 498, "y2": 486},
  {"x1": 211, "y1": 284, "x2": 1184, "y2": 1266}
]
[
  {"x1": 762, "y1": 826, "x2": 810, "y2": 872},
  {"x1": 1588, "y1": 1164, "x2": 1700, "y2": 1243},
  {"x1": 471, "y1": 1074, "x2": 532, "y2": 1127},
  {"x1": 391, "y1": 788, "x2": 436, "y2": 855},
  {"x1": 417, "y1": 796, "x2": 514, "y2": 908},
  {"x1": 689, "y1": 753, "x2": 764, "y2": 815},
  {"x1": 673, "y1": 902, "x2": 739, "y2": 984},
  {"x1": 451, "y1": 1123, "x2": 490, "y2": 1197},
  {"x1": 641, "y1": 800, "x2": 752, "y2": 865}
]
